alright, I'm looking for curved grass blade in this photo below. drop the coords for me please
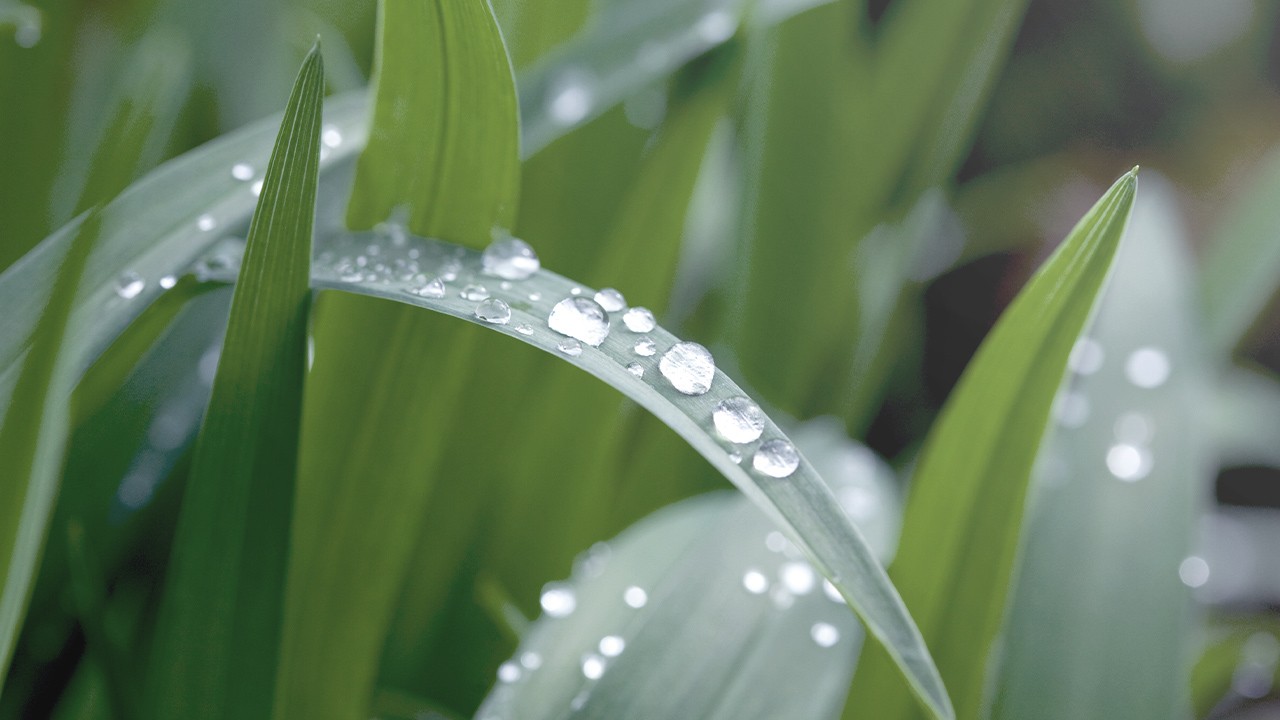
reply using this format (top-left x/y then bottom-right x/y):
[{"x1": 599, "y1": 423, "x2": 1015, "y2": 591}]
[
  {"x1": 346, "y1": 0, "x2": 519, "y2": 243},
  {"x1": 992, "y1": 175, "x2": 1206, "y2": 720},
  {"x1": 846, "y1": 169, "x2": 1138, "y2": 720},
  {"x1": 143, "y1": 44, "x2": 323, "y2": 720}
]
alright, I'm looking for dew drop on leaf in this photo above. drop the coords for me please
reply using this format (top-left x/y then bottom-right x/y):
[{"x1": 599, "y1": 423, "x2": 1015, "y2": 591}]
[
  {"x1": 753, "y1": 439, "x2": 800, "y2": 478},
  {"x1": 633, "y1": 337, "x2": 656, "y2": 357},
  {"x1": 594, "y1": 287, "x2": 626, "y2": 312},
  {"x1": 810, "y1": 622, "x2": 840, "y2": 648},
  {"x1": 548, "y1": 297, "x2": 610, "y2": 346},
  {"x1": 623, "y1": 586, "x2": 648, "y2": 608},
  {"x1": 481, "y1": 237, "x2": 540, "y2": 280},
  {"x1": 475, "y1": 298, "x2": 511, "y2": 325},
  {"x1": 622, "y1": 306, "x2": 655, "y2": 332},
  {"x1": 540, "y1": 584, "x2": 576, "y2": 618},
  {"x1": 115, "y1": 271, "x2": 145, "y2": 299},
  {"x1": 558, "y1": 339, "x2": 583, "y2": 357},
  {"x1": 409, "y1": 277, "x2": 446, "y2": 299},
  {"x1": 626, "y1": 362, "x2": 644, "y2": 378},
  {"x1": 713, "y1": 396, "x2": 765, "y2": 443},
  {"x1": 460, "y1": 284, "x2": 490, "y2": 301},
  {"x1": 515, "y1": 323, "x2": 534, "y2": 336},
  {"x1": 659, "y1": 342, "x2": 715, "y2": 395},
  {"x1": 231, "y1": 162, "x2": 254, "y2": 181}
]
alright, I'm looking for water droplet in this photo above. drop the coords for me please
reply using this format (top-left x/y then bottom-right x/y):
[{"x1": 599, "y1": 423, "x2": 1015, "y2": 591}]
[
  {"x1": 728, "y1": 450, "x2": 742, "y2": 464},
  {"x1": 810, "y1": 622, "x2": 840, "y2": 648},
  {"x1": 558, "y1": 339, "x2": 583, "y2": 357},
  {"x1": 622, "y1": 307, "x2": 656, "y2": 332},
  {"x1": 1125, "y1": 347, "x2": 1171, "y2": 388},
  {"x1": 570, "y1": 286, "x2": 582, "y2": 296},
  {"x1": 409, "y1": 277, "x2": 446, "y2": 299},
  {"x1": 196, "y1": 214, "x2": 217, "y2": 232},
  {"x1": 659, "y1": 342, "x2": 715, "y2": 395},
  {"x1": 626, "y1": 362, "x2": 644, "y2": 378},
  {"x1": 548, "y1": 297, "x2": 610, "y2": 346},
  {"x1": 528, "y1": 291, "x2": 542, "y2": 302},
  {"x1": 712, "y1": 397, "x2": 765, "y2": 443},
  {"x1": 115, "y1": 272, "x2": 145, "y2": 299},
  {"x1": 765, "y1": 531, "x2": 788, "y2": 553},
  {"x1": 251, "y1": 179, "x2": 264, "y2": 196},
  {"x1": 694, "y1": 9, "x2": 736, "y2": 43},
  {"x1": 475, "y1": 298, "x2": 511, "y2": 325},
  {"x1": 753, "y1": 439, "x2": 799, "y2": 478},
  {"x1": 1106, "y1": 443, "x2": 1152, "y2": 481},
  {"x1": 623, "y1": 586, "x2": 648, "y2": 608},
  {"x1": 780, "y1": 561, "x2": 816, "y2": 595},
  {"x1": 482, "y1": 237, "x2": 541, "y2": 280},
  {"x1": 321, "y1": 125, "x2": 343, "y2": 148},
  {"x1": 520, "y1": 651, "x2": 542, "y2": 670},
  {"x1": 634, "y1": 338, "x2": 656, "y2": 357},
  {"x1": 823, "y1": 579, "x2": 844, "y2": 604},
  {"x1": 581, "y1": 654, "x2": 606, "y2": 680},
  {"x1": 594, "y1": 288, "x2": 626, "y2": 312},
  {"x1": 549, "y1": 72, "x2": 593, "y2": 126},
  {"x1": 742, "y1": 569, "x2": 769, "y2": 594},
  {"x1": 540, "y1": 584, "x2": 576, "y2": 618},
  {"x1": 231, "y1": 162, "x2": 254, "y2": 181},
  {"x1": 1068, "y1": 338, "x2": 1104, "y2": 375},
  {"x1": 598, "y1": 636, "x2": 625, "y2": 657},
  {"x1": 497, "y1": 662, "x2": 520, "y2": 683},
  {"x1": 1179, "y1": 555, "x2": 1209, "y2": 588},
  {"x1": 158, "y1": 275, "x2": 177, "y2": 290},
  {"x1": 515, "y1": 323, "x2": 534, "y2": 336},
  {"x1": 461, "y1": 284, "x2": 490, "y2": 301}
]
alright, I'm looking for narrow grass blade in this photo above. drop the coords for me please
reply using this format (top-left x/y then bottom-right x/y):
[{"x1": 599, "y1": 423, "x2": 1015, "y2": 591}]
[
  {"x1": 346, "y1": 0, "x2": 520, "y2": 243},
  {"x1": 992, "y1": 176, "x2": 1206, "y2": 720},
  {"x1": 0, "y1": 207, "x2": 101, "y2": 690},
  {"x1": 143, "y1": 45, "x2": 323, "y2": 720},
  {"x1": 846, "y1": 170, "x2": 1138, "y2": 720}
]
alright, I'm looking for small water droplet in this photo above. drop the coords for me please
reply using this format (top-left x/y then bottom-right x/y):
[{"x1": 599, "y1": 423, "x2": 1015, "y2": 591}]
[
  {"x1": 497, "y1": 662, "x2": 521, "y2": 683},
  {"x1": 548, "y1": 297, "x2": 610, "y2": 346},
  {"x1": 742, "y1": 569, "x2": 769, "y2": 594},
  {"x1": 475, "y1": 298, "x2": 511, "y2": 325},
  {"x1": 321, "y1": 125, "x2": 343, "y2": 148},
  {"x1": 1106, "y1": 443, "x2": 1152, "y2": 481},
  {"x1": 1178, "y1": 555, "x2": 1210, "y2": 588},
  {"x1": 558, "y1": 339, "x2": 583, "y2": 357},
  {"x1": 780, "y1": 562, "x2": 816, "y2": 595},
  {"x1": 634, "y1": 338, "x2": 656, "y2": 357},
  {"x1": 581, "y1": 654, "x2": 606, "y2": 680},
  {"x1": 659, "y1": 342, "x2": 715, "y2": 395},
  {"x1": 409, "y1": 277, "x2": 447, "y2": 299},
  {"x1": 482, "y1": 237, "x2": 541, "y2": 280},
  {"x1": 753, "y1": 439, "x2": 799, "y2": 478},
  {"x1": 594, "y1": 288, "x2": 626, "y2": 312},
  {"x1": 251, "y1": 179, "x2": 264, "y2": 196},
  {"x1": 625, "y1": 362, "x2": 644, "y2": 378},
  {"x1": 520, "y1": 651, "x2": 543, "y2": 670},
  {"x1": 115, "y1": 272, "x2": 145, "y2": 299},
  {"x1": 515, "y1": 323, "x2": 534, "y2": 336},
  {"x1": 623, "y1": 586, "x2": 648, "y2": 608},
  {"x1": 570, "y1": 286, "x2": 583, "y2": 296},
  {"x1": 461, "y1": 284, "x2": 490, "y2": 301},
  {"x1": 549, "y1": 71, "x2": 594, "y2": 126},
  {"x1": 231, "y1": 162, "x2": 254, "y2": 181},
  {"x1": 540, "y1": 584, "x2": 576, "y2": 618},
  {"x1": 1125, "y1": 347, "x2": 1171, "y2": 388},
  {"x1": 810, "y1": 622, "x2": 840, "y2": 648},
  {"x1": 159, "y1": 275, "x2": 177, "y2": 290},
  {"x1": 598, "y1": 636, "x2": 625, "y2": 657},
  {"x1": 622, "y1": 307, "x2": 656, "y2": 332},
  {"x1": 728, "y1": 450, "x2": 742, "y2": 464},
  {"x1": 823, "y1": 579, "x2": 844, "y2": 604},
  {"x1": 713, "y1": 397, "x2": 765, "y2": 443},
  {"x1": 197, "y1": 214, "x2": 217, "y2": 232},
  {"x1": 528, "y1": 291, "x2": 542, "y2": 302}
]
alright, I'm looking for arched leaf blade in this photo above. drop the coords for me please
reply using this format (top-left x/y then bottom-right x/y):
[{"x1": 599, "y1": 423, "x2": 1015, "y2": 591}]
[
  {"x1": 846, "y1": 170, "x2": 1138, "y2": 720},
  {"x1": 143, "y1": 44, "x2": 323, "y2": 719}
]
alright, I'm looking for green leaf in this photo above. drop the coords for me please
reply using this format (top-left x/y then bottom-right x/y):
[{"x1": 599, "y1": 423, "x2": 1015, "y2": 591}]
[
  {"x1": 1190, "y1": 617, "x2": 1280, "y2": 718},
  {"x1": 0, "y1": 206, "x2": 101, "y2": 690},
  {"x1": 143, "y1": 44, "x2": 323, "y2": 720},
  {"x1": 846, "y1": 169, "x2": 1138, "y2": 720},
  {"x1": 992, "y1": 176, "x2": 1206, "y2": 719},
  {"x1": 345, "y1": 0, "x2": 520, "y2": 244}
]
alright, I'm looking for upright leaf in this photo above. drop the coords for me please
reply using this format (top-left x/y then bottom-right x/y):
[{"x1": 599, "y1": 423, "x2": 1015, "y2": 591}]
[
  {"x1": 144, "y1": 45, "x2": 323, "y2": 720},
  {"x1": 345, "y1": 0, "x2": 520, "y2": 244},
  {"x1": 847, "y1": 170, "x2": 1138, "y2": 720}
]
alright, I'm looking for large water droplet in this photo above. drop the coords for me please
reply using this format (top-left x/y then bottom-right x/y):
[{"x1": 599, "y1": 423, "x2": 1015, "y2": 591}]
[
  {"x1": 623, "y1": 307, "x2": 656, "y2": 332},
  {"x1": 115, "y1": 272, "x2": 145, "y2": 299},
  {"x1": 548, "y1": 297, "x2": 610, "y2": 346},
  {"x1": 713, "y1": 397, "x2": 765, "y2": 443},
  {"x1": 810, "y1": 622, "x2": 840, "y2": 648},
  {"x1": 753, "y1": 439, "x2": 799, "y2": 478},
  {"x1": 594, "y1": 288, "x2": 626, "y2": 312},
  {"x1": 540, "y1": 584, "x2": 576, "y2": 618},
  {"x1": 659, "y1": 342, "x2": 715, "y2": 395},
  {"x1": 460, "y1": 284, "x2": 490, "y2": 301},
  {"x1": 634, "y1": 338, "x2": 656, "y2": 357},
  {"x1": 475, "y1": 298, "x2": 511, "y2": 325},
  {"x1": 482, "y1": 237, "x2": 541, "y2": 280}
]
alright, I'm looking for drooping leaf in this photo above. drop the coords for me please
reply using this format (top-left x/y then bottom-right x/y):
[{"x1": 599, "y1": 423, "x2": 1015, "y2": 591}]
[
  {"x1": 847, "y1": 169, "x2": 1138, "y2": 720},
  {"x1": 143, "y1": 44, "x2": 323, "y2": 720},
  {"x1": 345, "y1": 0, "x2": 520, "y2": 244}
]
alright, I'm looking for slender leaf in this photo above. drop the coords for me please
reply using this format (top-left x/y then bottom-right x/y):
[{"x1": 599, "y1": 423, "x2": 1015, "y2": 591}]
[
  {"x1": 346, "y1": 0, "x2": 520, "y2": 243},
  {"x1": 847, "y1": 170, "x2": 1138, "y2": 720},
  {"x1": 992, "y1": 175, "x2": 1206, "y2": 720},
  {"x1": 143, "y1": 45, "x2": 323, "y2": 719}
]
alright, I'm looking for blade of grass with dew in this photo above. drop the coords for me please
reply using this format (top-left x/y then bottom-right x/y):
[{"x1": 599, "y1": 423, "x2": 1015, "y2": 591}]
[
  {"x1": 143, "y1": 44, "x2": 322, "y2": 720},
  {"x1": 0, "y1": 206, "x2": 101, "y2": 691},
  {"x1": 846, "y1": 169, "x2": 1138, "y2": 720},
  {"x1": 1200, "y1": 146, "x2": 1280, "y2": 357},
  {"x1": 992, "y1": 175, "x2": 1206, "y2": 720},
  {"x1": 345, "y1": 0, "x2": 520, "y2": 240}
]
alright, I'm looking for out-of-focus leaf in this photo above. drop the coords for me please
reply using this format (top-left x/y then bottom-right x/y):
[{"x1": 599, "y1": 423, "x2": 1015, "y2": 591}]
[
  {"x1": 992, "y1": 175, "x2": 1206, "y2": 720},
  {"x1": 847, "y1": 170, "x2": 1137, "y2": 720},
  {"x1": 1210, "y1": 366, "x2": 1280, "y2": 468},
  {"x1": 144, "y1": 45, "x2": 322, "y2": 720},
  {"x1": 1201, "y1": 147, "x2": 1280, "y2": 357},
  {"x1": 1191, "y1": 618, "x2": 1280, "y2": 718},
  {"x1": 345, "y1": 0, "x2": 519, "y2": 244}
]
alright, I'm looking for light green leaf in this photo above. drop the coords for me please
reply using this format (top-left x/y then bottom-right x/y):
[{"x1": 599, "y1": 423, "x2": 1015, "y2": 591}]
[
  {"x1": 992, "y1": 175, "x2": 1206, "y2": 719},
  {"x1": 1191, "y1": 617, "x2": 1280, "y2": 718},
  {"x1": 143, "y1": 45, "x2": 323, "y2": 720},
  {"x1": 1210, "y1": 366, "x2": 1280, "y2": 468},
  {"x1": 345, "y1": 0, "x2": 520, "y2": 244},
  {"x1": 847, "y1": 170, "x2": 1138, "y2": 720}
]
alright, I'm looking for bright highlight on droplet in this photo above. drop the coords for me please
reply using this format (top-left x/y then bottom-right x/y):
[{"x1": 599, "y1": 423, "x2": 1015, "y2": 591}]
[
  {"x1": 581, "y1": 654, "x2": 606, "y2": 680},
  {"x1": 1106, "y1": 443, "x2": 1152, "y2": 481},
  {"x1": 780, "y1": 562, "x2": 816, "y2": 595},
  {"x1": 742, "y1": 569, "x2": 769, "y2": 594},
  {"x1": 1178, "y1": 555, "x2": 1210, "y2": 588},
  {"x1": 321, "y1": 125, "x2": 343, "y2": 148},
  {"x1": 231, "y1": 162, "x2": 254, "y2": 181},
  {"x1": 623, "y1": 586, "x2": 648, "y2": 608},
  {"x1": 713, "y1": 397, "x2": 765, "y2": 443},
  {"x1": 158, "y1": 275, "x2": 177, "y2": 290},
  {"x1": 197, "y1": 214, "x2": 217, "y2": 232},
  {"x1": 1125, "y1": 347, "x2": 1171, "y2": 388},
  {"x1": 540, "y1": 584, "x2": 576, "y2": 618},
  {"x1": 810, "y1": 622, "x2": 840, "y2": 648},
  {"x1": 753, "y1": 439, "x2": 800, "y2": 478},
  {"x1": 598, "y1": 635, "x2": 625, "y2": 657},
  {"x1": 548, "y1": 297, "x2": 611, "y2": 346},
  {"x1": 659, "y1": 342, "x2": 716, "y2": 395},
  {"x1": 497, "y1": 662, "x2": 520, "y2": 683},
  {"x1": 115, "y1": 271, "x2": 145, "y2": 299}
]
